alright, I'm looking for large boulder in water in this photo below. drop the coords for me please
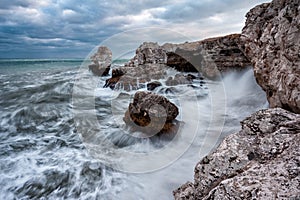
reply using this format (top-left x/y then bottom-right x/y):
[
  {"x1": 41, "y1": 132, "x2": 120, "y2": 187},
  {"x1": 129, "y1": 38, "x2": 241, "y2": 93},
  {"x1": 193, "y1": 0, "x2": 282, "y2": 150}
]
[
  {"x1": 88, "y1": 46, "x2": 112, "y2": 76},
  {"x1": 240, "y1": 0, "x2": 300, "y2": 113},
  {"x1": 123, "y1": 91, "x2": 179, "y2": 135}
]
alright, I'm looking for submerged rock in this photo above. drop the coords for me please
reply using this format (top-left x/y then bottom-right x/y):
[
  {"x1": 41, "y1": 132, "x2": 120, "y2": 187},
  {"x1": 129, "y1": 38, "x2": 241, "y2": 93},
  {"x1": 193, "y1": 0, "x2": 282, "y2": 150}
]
[
  {"x1": 123, "y1": 91, "x2": 179, "y2": 135},
  {"x1": 241, "y1": 0, "x2": 300, "y2": 113},
  {"x1": 147, "y1": 81, "x2": 162, "y2": 91},
  {"x1": 88, "y1": 46, "x2": 112, "y2": 76},
  {"x1": 173, "y1": 108, "x2": 300, "y2": 199}
]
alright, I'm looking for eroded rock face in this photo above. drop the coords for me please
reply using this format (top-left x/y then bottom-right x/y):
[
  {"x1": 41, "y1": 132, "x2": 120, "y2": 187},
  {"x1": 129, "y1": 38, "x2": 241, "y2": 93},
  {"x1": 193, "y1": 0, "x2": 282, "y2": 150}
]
[
  {"x1": 88, "y1": 46, "x2": 112, "y2": 76},
  {"x1": 125, "y1": 42, "x2": 167, "y2": 67},
  {"x1": 123, "y1": 91, "x2": 179, "y2": 135},
  {"x1": 240, "y1": 0, "x2": 300, "y2": 113},
  {"x1": 125, "y1": 34, "x2": 251, "y2": 79},
  {"x1": 173, "y1": 108, "x2": 300, "y2": 199}
]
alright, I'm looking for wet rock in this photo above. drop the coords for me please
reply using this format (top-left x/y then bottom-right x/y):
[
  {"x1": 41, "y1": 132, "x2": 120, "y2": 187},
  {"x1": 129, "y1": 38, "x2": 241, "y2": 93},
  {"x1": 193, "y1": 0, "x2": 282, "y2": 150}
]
[
  {"x1": 173, "y1": 182, "x2": 195, "y2": 200},
  {"x1": 173, "y1": 108, "x2": 300, "y2": 199},
  {"x1": 123, "y1": 91, "x2": 179, "y2": 135},
  {"x1": 111, "y1": 68, "x2": 126, "y2": 77},
  {"x1": 186, "y1": 74, "x2": 197, "y2": 81},
  {"x1": 147, "y1": 81, "x2": 162, "y2": 91},
  {"x1": 240, "y1": 0, "x2": 300, "y2": 113},
  {"x1": 88, "y1": 46, "x2": 112, "y2": 76},
  {"x1": 166, "y1": 74, "x2": 192, "y2": 86},
  {"x1": 104, "y1": 64, "x2": 167, "y2": 91}
]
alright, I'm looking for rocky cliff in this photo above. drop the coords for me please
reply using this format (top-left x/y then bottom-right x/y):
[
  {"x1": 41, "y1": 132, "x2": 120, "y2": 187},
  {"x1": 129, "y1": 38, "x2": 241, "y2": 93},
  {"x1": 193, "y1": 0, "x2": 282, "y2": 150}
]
[
  {"x1": 126, "y1": 34, "x2": 251, "y2": 79},
  {"x1": 240, "y1": 0, "x2": 300, "y2": 113},
  {"x1": 174, "y1": 0, "x2": 300, "y2": 199},
  {"x1": 174, "y1": 108, "x2": 300, "y2": 199}
]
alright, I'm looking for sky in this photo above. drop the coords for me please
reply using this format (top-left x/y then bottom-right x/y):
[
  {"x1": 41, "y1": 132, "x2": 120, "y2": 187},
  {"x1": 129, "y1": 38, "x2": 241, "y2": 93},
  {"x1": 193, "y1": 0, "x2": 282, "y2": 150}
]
[{"x1": 0, "y1": 0, "x2": 270, "y2": 59}]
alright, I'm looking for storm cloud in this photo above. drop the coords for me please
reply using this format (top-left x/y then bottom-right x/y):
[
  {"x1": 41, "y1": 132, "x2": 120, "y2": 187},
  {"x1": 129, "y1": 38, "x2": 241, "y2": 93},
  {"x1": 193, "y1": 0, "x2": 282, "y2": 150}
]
[{"x1": 0, "y1": 0, "x2": 270, "y2": 58}]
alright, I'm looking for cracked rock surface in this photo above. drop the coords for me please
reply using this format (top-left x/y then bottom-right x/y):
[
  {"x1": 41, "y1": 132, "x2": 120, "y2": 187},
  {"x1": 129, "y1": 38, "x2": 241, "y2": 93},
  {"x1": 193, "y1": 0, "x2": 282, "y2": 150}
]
[
  {"x1": 240, "y1": 0, "x2": 300, "y2": 113},
  {"x1": 173, "y1": 108, "x2": 300, "y2": 199}
]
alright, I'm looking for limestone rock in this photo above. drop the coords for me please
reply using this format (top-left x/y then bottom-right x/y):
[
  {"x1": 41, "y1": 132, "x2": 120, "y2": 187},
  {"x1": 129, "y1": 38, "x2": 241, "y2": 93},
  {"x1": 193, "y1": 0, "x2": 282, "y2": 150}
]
[
  {"x1": 125, "y1": 35, "x2": 251, "y2": 79},
  {"x1": 125, "y1": 42, "x2": 167, "y2": 67},
  {"x1": 123, "y1": 91, "x2": 179, "y2": 135},
  {"x1": 88, "y1": 46, "x2": 112, "y2": 76},
  {"x1": 173, "y1": 108, "x2": 300, "y2": 199},
  {"x1": 240, "y1": 0, "x2": 300, "y2": 113}
]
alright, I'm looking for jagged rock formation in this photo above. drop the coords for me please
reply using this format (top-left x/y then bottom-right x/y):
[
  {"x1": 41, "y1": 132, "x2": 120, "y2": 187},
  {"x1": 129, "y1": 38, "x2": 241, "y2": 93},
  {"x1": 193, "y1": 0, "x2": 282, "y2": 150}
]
[
  {"x1": 88, "y1": 46, "x2": 112, "y2": 76},
  {"x1": 125, "y1": 34, "x2": 251, "y2": 79},
  {"x1": 125, "y1": 42, "x2": 167, "y2": 67},
  {"x1": 103, "y1": 34, "x2": 251, "y2": 90},
  {"x1": 174, "y1": 1, "x2": 300, "y2": 198},
  {"x1": 123, "y1": 91, "x2": 179, "y2": 135},
  {"x1": 173, "y1": 108, "x2": 300, "y2": 199},
  {"x1": 240, "y1": 0, "x2": 300, "y2": 113}
]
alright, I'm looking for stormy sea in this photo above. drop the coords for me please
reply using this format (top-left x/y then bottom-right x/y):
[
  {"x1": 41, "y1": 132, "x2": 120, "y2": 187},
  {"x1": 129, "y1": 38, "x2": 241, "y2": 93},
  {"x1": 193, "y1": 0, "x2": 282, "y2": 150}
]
[{"x1": 0, "y1": 59, "x2": 267, "y2": 199}]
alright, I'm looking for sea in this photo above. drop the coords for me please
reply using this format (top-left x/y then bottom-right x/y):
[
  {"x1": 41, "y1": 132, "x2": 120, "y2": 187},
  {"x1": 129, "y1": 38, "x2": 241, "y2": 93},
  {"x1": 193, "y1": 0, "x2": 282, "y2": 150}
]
[{"x1": 0, "y1": 59, "x2": 267, "y2": 199}]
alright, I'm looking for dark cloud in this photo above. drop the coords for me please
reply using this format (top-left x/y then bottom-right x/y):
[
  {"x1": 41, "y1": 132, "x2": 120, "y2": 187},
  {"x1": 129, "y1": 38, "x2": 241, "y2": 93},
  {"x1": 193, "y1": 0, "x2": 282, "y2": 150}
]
[{"x1": 0, "y1": 0, "x2": 270, "y2": 58}]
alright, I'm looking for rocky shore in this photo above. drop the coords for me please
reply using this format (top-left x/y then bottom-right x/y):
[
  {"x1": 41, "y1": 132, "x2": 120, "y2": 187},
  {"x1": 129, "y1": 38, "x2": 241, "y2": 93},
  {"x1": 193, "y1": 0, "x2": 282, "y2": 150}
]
[
  {"x1": 174, "y1": 0, "x2": 300, "y2": 199},
  {"x1": 87, "y1": 0, "x2": 299, "y2": 198}
]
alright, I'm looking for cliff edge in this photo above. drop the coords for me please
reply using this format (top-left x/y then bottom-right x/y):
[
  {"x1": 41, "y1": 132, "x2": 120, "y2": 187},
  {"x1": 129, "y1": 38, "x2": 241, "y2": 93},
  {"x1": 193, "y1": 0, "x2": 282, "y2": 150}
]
[{"x1": 174, "y1": 0, "x2": 300, "y2": 199}]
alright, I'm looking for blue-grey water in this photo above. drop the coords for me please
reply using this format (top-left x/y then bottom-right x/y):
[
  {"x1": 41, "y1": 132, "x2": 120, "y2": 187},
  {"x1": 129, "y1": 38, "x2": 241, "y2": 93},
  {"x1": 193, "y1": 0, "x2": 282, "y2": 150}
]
[{"x1": 0, "y1": 59, "x2": 267, "y2": 199}]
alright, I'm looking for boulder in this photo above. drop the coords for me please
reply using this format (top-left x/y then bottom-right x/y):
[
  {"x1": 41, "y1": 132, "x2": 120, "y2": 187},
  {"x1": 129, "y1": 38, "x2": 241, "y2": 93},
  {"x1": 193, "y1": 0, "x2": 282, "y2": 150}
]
[
  {"x1": 166, "y1": 74, "x2": 192, "y2": 86},
  {"x1": 123, "y1": 91, "x2": 179, "y2": 135},
  {"x1": 147, "y1": 81, "x2": 162, "y2": 91},
  {"x1": 125, "y1": 42, "x2": 167, "y2": 67},
  {"x1": 240, "y1": 0, "x2": 300, "y2": 113},
  {"x1": 174, "y1": 108, "x2": 300, "y2": 199},
  {"x1": 88, "y1": 46, "x2": 112, "y2": 76}
]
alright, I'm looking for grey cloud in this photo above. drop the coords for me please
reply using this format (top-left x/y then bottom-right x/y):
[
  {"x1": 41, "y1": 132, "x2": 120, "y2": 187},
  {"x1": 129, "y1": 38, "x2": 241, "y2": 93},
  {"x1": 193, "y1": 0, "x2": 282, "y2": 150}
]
[
  {"x1": 161, "y1": 0, "x2": 270, "y2": 22},
  {"x1": 0, "y1": 0, "x2": 270, "y2": 58}
]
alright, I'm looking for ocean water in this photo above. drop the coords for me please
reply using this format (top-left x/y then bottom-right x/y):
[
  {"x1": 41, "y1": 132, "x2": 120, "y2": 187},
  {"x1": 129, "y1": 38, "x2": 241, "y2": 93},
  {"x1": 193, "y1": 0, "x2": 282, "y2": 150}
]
[{"x1": 0, "y1": 59, "x2": 267, "y2": 199}]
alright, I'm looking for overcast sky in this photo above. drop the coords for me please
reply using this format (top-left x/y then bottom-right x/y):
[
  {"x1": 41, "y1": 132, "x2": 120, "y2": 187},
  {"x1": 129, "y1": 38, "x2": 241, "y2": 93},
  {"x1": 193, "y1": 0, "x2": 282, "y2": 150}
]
[{"x1": 0, "y1": 0, "x2": 270, "y2": 59}]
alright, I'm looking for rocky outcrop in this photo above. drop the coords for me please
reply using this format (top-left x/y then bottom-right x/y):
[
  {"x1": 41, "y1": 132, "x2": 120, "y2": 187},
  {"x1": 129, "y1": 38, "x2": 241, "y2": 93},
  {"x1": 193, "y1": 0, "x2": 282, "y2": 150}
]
[
  {"x1": 104, "y1": 64, "x2": 167, "y2": 91},
  {"x1": 173, "y1": 108, "x2": 300, "y2": 199},
  {"x1": 125, "y1": 42, "x2": 167, "y2": 67},
  {"x1": 103, "y1": 34, "x2": 250, "y2": 90},
  {"x1": 240, "y1": 0, "x2": 300, "y2": 113},
  {"x1": 88, "y1": 46, "x2": 112, "y2": 76},
  {"x1": 125, "y1": 34, "x2": 251, "y2": 79},
  {"x1": 123, "y1": 91, "x2": 179, "y2": 135}
]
